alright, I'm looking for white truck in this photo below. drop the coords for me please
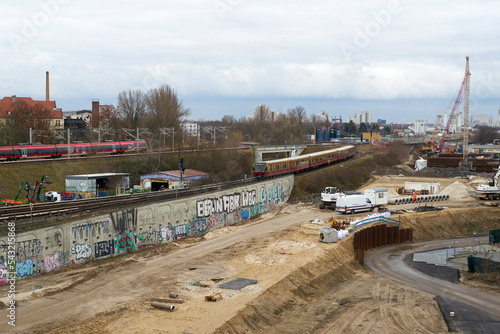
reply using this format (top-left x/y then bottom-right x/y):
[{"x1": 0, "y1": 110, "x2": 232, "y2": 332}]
[
  {"x1": 336, "y1": 194, "x2": 375, "y2": 214},
  {"x1": 319, "y1": 187, "x2": 344, "y2": 209},
  {"x1": 44, "y1": 191, "x2": 62, "y2": 202},
  {"x1": 476, "y1": 166, "x2": 500, "y2": 200}
]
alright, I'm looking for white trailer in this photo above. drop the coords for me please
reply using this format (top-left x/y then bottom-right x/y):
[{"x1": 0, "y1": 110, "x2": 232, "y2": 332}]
[
  {"x1": 336, "y1": 195, "x2": 374, "y2": 214},
  {"x1": 364, "y1": 187, "x2": 388, "y2": 206}
]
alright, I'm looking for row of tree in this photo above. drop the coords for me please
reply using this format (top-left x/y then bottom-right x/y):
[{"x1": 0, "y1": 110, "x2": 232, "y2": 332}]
[{"x1": 1, "y1": 82, "x2": 497, "y2": 147}]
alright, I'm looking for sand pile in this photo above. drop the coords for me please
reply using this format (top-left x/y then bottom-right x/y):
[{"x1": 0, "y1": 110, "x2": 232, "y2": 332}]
[{"x1": 440, "y1": 181, "x2": 475, "y2": 200}]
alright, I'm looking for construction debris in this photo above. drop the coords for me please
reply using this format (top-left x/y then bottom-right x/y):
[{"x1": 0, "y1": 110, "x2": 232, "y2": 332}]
[
  {"x1": 151, "y1": 301, "x2": 176, "y2": 311},
  {"x1": 205, "y1": 292, "x2": 223, "y2": 302},
  {"x1": 219, "y1": 277, "x2": 258, "y2": 290}
]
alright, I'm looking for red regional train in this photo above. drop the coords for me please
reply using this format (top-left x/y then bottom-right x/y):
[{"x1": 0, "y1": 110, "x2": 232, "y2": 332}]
[
  {"x1": 253, "y1": 145, "x2": 355, "y2": 177},
  {"x1": 0, "y1": 140, "x2": 148, "y2": 161}
]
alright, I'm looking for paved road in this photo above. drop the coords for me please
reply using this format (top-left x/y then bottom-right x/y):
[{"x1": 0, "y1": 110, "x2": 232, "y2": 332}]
[{"x1": 364, "y1": 237, "x2": 500, "y2": 318}]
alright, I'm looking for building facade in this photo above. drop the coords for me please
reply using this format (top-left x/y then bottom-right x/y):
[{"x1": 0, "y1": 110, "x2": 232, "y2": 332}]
[
  {"x1": 347, "y1": 111, "x2": 371, "y2": 125},
  {"x1": 0, "y1": 95, "x2": 63, "y2": 130}
]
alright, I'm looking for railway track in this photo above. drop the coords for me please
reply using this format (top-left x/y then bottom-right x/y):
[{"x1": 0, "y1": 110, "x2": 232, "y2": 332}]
[
  {"x1": 0, "y1": 146, "x2": 245, "y2": 165},
  {"x1": 0, "y1": 176, "x2": 264, "y2": 234}
]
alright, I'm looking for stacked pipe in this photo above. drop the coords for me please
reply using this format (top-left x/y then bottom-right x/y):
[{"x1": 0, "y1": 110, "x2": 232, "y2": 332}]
[{"x1": 388, "y1": 194, "x2": 449, "y2": 205}]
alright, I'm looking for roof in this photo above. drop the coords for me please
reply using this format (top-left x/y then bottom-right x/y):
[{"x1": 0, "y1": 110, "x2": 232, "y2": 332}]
[
  {"x1": 0, "y1": 96, "x2": 61, "y2": 118},
  {"x1": 65, "y1": 173, "x2": 130, "y2": 180},
  {"x1": 140, "y1": 169, "x2": 209, "y2": 181},
  {"x1": 470, "y1": 144, "x2": 500, "y2": 150},
  {"x1": 366, "y1": 187, "x2": 388, "y2": 192}
]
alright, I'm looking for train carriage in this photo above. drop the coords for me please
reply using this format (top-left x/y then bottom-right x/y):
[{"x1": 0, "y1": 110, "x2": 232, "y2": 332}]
[
  {"x1": 0, "y1": 140, "x2": 148, "y2": 160},
  {"x1": 253, "y1": 145, "x2": 355, "y2": 178}
]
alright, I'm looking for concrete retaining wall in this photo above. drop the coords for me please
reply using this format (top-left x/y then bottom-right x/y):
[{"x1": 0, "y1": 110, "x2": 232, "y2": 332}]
[{"x1": 0, "y1": 175, "x2": 293, "y2": 284}]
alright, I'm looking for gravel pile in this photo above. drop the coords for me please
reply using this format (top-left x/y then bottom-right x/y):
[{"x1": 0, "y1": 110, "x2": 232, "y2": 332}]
[{"x1": 440, "y1": 181, "x2": 476, "y2": 200}]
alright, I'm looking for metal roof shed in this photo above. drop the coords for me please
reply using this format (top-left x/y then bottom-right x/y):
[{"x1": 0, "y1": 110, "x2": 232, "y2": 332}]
[
  {"x1": 65, "y1": 173, "x2": 130, "y2": 197},
  {"x1": 140, "y1": 169, "x2": 209, "y2": 190}
]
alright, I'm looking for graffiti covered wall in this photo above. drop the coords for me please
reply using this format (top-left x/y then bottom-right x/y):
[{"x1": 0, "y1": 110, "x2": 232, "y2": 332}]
[{"x1": 0, "y1": 175, "x2": 293, "y2": 283}]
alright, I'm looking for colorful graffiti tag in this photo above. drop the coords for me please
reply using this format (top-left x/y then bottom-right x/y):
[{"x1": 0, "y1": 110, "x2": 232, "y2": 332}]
[{"x1": 116, "y1": 233, "x2": 134, "y2": 250}]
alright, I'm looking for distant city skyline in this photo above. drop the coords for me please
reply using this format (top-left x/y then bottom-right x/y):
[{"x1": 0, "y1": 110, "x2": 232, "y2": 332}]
[
  {"x1": 2, "y1": 1, "x2": 500, "y2": 125},
  {"x1": 52, "y1": 95, "x2": 500, "y2": 125}
]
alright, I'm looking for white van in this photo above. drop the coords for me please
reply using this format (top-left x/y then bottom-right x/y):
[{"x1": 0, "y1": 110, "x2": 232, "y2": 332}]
[{"x1": 336, "y1": 195, "x2": 374, "y2": 214}]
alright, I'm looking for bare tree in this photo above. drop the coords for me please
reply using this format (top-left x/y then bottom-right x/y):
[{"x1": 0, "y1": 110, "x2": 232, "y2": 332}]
[
  {"x1": 472, "y1": 125, "x2": 498, "y2": 144},
  {"x1": 6, "y1": 101, "x2": 52, "y2": 144},
  {"x1": 117, "y1": 90, "x2": 146, "y2": 129},
  {"x1": 145, "y1": 85, "x2": 190, "y2": 131},
  {"x1": 99, "y1": 105, "x2": 127, "y2": 140},
  {"x1": 287, "y1": 106, "x2": 307, "y2": 143}
]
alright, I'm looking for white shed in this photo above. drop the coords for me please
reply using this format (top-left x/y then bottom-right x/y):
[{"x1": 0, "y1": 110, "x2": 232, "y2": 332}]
[{"x1": 364, "y1": 187, "x2": 388, "y2": 206}]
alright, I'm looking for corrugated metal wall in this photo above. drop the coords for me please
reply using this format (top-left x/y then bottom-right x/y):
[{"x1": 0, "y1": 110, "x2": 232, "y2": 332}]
[{"x1": 353, "y1": 225, "x2": 413, "y2": 265}]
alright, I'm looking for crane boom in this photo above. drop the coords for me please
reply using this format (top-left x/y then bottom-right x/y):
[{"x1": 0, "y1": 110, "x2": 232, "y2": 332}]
[
  {"x1": 462, "y1": 57, "x2": 471, "y2": 163},
  {"x1": 437, "y1": 78, "x2": 465, "y2": 152}
]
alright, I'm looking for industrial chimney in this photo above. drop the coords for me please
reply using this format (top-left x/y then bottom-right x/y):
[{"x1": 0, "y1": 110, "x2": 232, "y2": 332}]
[
  {"x1": 91, "y1": 99, "x2": 100, "y2": 129},
  {"x1": 46, "y1": 71, "x2": 50, "y2": 101}
]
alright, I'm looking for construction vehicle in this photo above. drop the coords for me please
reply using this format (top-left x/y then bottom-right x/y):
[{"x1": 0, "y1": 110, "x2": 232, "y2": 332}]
[
  {"x1": 476, "y1": 166, "x2": 500, "y2": 200},
  {"x1": 319, "y1": 187, "x2": 344, "y2": 209}
]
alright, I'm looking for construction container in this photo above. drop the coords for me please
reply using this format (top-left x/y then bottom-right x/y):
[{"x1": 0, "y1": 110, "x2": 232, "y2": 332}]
[
  {"x1": 404, "y1": 181, "x2": 440, "y2": 195},
  {"x1": 364, "y1": 188, "x2": 388, "y2": 206}
]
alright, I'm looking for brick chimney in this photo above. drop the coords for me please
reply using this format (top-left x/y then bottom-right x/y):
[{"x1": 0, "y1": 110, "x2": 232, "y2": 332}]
[
  {"x1": 91, "y1": 99, "x2": 99, "y2": 128},
  {"x1": 11, "y1": 95, "x2": 17, "y2": 103},
  {"x1": 46, "y1": 71, "x2": 50, "y2": 101}
]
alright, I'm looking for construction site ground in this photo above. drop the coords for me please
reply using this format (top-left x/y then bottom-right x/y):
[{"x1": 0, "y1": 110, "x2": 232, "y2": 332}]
[{"x1": 1, "y1": 175, "x2": 499, "y2": 333}]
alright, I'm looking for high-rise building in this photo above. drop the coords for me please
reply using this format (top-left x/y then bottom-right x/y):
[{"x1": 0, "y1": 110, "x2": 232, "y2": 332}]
[
  {"x1": 182, "y1": 122, "x2": 199, "y2": 137},
  {"x1": 471, "y1": 114, "x2": 493, "y2": 126},
  {"x1": 347, "y1": 111, "x2": 371, "y2": 125}
]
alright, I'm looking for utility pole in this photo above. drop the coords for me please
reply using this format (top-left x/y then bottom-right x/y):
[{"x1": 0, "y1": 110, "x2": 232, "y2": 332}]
[
  {"x1": 197, "y1": 127, "x2": 200, "y2": 149},
  {"x1": 160, "y1": 127, "x2": 175, "y2": 151},
  {"x1": 123, "y1": 128, "x2": 149, "y2": 153},
  {"x1": 67, "y1": 128, "x2": 71, "y2": 159}
]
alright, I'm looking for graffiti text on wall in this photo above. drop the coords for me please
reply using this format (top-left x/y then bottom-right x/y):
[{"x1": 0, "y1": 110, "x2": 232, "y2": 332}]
[
  {"x1": 260, "y1": 183, "x2": 282, "y2": 204},
  {"x1": 95, "y1": 240, "x2": 115, "y2": 258},
  {"x1": 71, "y1": 244, "x2": 92, "y2": 260},
  {"x1": 117, "y1": 233, "x2": 134, "y2": 249},
  {"x1": 110, "y1": 209, "x2": 138, "y2": 234},
  {"x1": 196, "y1": 190, "x2": 256, "y2": 218}
]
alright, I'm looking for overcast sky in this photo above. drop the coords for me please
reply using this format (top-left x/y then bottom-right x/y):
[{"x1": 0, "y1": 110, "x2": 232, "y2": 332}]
[{"x1": 2, "y1": 0, "x2": 500, "y2": 124}]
